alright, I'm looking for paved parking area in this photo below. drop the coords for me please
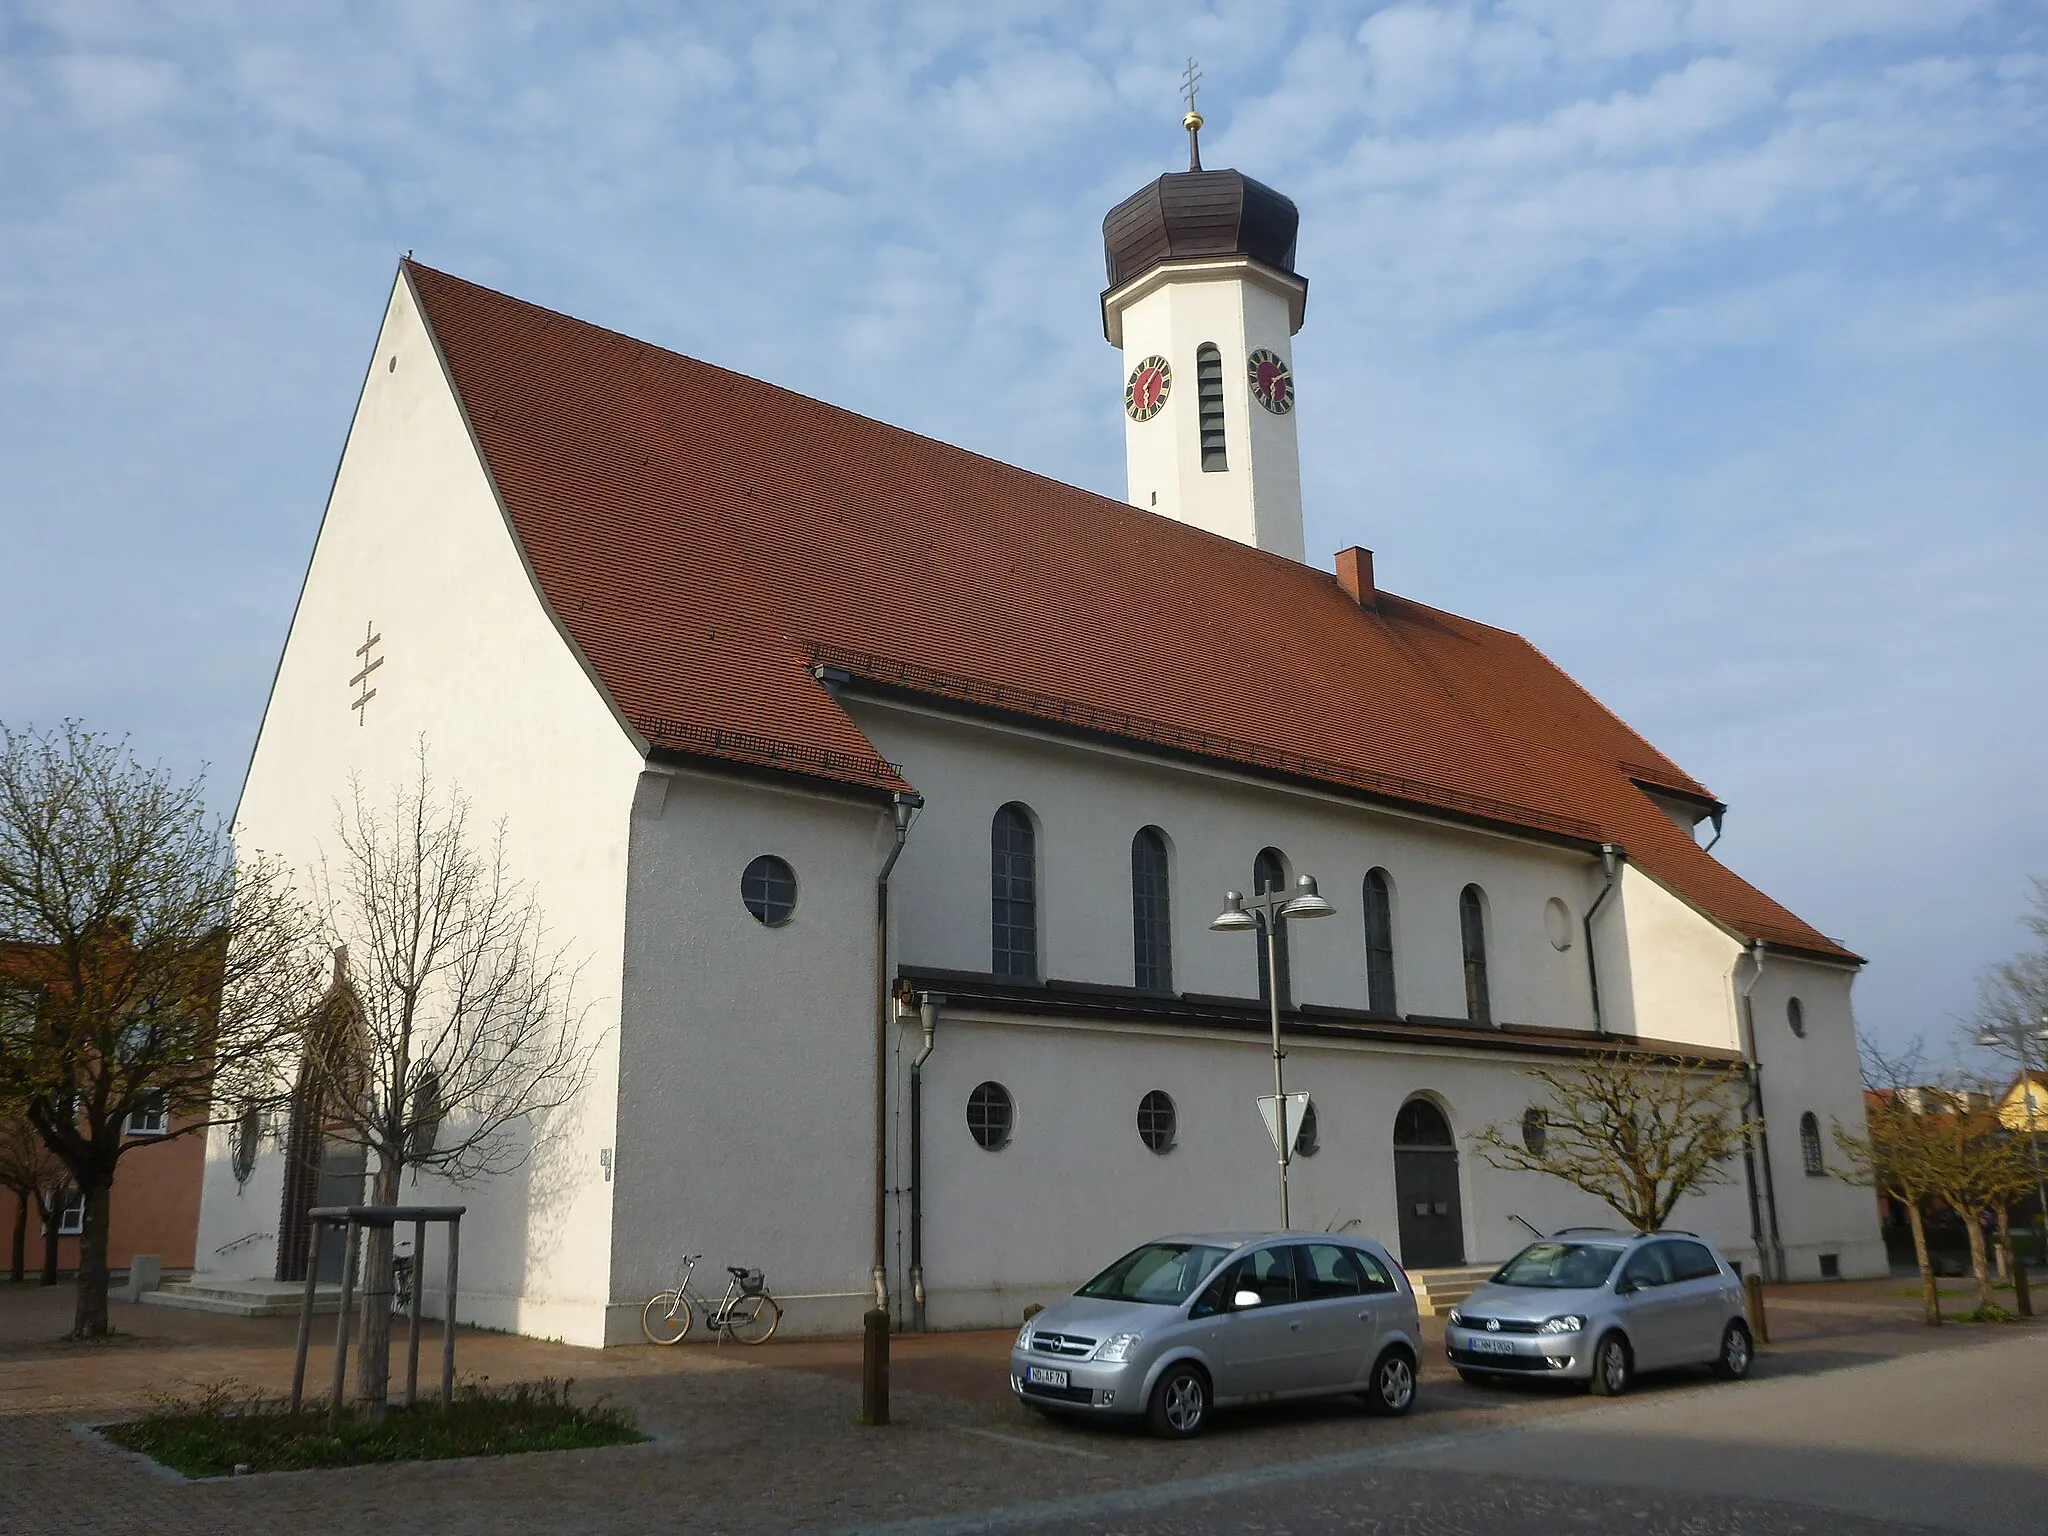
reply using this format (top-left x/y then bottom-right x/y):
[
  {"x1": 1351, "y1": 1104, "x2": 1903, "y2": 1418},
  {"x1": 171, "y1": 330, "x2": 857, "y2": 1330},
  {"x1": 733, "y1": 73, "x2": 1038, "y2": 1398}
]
[{"x1": 0, "y1": 1278, "x2": 2032, "y2": 1534}]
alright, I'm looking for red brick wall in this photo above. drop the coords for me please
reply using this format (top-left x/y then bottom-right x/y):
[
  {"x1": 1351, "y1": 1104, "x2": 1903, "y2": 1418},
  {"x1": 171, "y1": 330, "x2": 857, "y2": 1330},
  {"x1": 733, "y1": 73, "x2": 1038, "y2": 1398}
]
[{"x1": 47, "y1": 1114, "x2": 206, "y2": 1272}]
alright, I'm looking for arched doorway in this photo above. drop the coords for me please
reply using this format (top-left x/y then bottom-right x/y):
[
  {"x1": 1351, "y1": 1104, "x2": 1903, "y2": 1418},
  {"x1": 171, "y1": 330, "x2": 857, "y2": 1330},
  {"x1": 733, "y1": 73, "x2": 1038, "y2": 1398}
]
[
  {"x1": 1393, "y1": 1097, "x2": 1465, "y2": 1268},
  {"x1": 276, "y1": 951, "x2": 369, "y2": 1283}
]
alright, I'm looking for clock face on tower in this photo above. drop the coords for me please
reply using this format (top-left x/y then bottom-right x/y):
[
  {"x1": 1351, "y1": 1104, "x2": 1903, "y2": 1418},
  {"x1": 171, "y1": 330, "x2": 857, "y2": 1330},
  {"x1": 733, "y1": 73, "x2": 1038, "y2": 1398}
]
[
  {"x1": 1248, "y1": 348, "x2": 1295, "y2": 415},
  {"x1": 1125, "y1": 355, "x2": 1172, "y2": 421}
]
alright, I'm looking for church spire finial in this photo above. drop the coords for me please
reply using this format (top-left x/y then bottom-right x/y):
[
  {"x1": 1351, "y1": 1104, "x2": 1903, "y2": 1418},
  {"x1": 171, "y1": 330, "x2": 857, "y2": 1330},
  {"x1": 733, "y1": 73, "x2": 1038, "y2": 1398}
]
[{"x1": 1181, "y1": 57, "x2": 1204, "y2": 171}]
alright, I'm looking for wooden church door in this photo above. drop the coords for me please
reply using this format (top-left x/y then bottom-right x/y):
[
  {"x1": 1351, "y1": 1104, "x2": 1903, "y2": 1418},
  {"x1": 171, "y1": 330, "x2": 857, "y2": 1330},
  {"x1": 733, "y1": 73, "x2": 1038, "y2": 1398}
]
[{"x1": 1393, "y1": 1098, "x2": 1466, "y2": 1269}]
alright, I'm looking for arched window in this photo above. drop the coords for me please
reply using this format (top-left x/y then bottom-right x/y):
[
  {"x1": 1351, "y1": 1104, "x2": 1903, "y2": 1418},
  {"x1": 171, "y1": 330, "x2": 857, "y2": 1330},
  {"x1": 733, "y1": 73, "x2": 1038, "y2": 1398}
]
[
  {"x1": 1800, "y1": 1112, "x2": 1824, "y2": 1175},
  {"x1": 1363, "y1": 868, "x2": 1396, "y2": 1014},
  {"x1": 1254, "y1": 848, "x2": 1290, "y2": 1010},
  {"x1": 1196, "y1": 343, "x2": 1228, "y2": 471},
  {"x1": 1459, "y1": 885, "x2": 1491, "y2": 1024},
  {"x1": 991, "y1": 804, "x2": 1038, "y2": 979},
  {"x1": 1131, "y1": 828, "x2": 1173, "y2": 992},
  {"x1": 1294, "y1": 1097, "x2": 1319, "y2": 1158},
  {"x1": 1393, "y1": 1097, "x2": 1454, "y2": 1147},
  {"x1": 1787, "y1": 997, "x2": 1806, "y2": 1038}
]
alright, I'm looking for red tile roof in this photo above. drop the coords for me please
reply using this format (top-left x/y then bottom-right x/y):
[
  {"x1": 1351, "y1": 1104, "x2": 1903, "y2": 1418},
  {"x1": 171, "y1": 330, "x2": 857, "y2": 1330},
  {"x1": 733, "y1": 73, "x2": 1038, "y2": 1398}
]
[{"x1": 404, "y1": 262, "x2": 1854, "y2": 963}]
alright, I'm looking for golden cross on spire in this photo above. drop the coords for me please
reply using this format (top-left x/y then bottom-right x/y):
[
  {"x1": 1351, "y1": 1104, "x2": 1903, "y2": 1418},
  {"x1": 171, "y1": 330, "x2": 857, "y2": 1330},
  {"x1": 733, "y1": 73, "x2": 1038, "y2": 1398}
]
[{"x1": 1181, "y1": 57, "x2": 1204, "y2": 171}]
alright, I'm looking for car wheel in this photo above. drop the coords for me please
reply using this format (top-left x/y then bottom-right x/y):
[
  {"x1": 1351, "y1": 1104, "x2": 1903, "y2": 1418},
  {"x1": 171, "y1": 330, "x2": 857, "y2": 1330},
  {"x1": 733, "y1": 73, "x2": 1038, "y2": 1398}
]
[
  {"x1": 1362, "y1": 1347, "x2": 1417, "y2": 1416},
  {"x1": 1146, "y1": 1362, "x2": 1211, "y2": 1439},
  {"x1": 1588, "y1": 1332, "x2": 1631, "y2": 1397},
  {"x1": 1711, "y1": 1319, "x2": 1753, "y2": 1380}
]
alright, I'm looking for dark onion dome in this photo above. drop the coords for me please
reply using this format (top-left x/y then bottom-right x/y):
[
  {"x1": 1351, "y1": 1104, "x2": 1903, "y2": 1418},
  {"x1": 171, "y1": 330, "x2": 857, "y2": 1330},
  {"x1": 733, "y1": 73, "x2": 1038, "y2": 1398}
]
[{"x1": 1102, "y1": 169, "x2": 1301, "y2": 291}]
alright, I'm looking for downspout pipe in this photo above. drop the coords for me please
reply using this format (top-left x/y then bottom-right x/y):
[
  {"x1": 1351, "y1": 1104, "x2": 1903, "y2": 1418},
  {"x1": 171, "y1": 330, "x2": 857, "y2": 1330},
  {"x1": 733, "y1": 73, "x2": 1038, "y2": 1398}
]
[
  {"x1": 1583, "y1": 844, "x2": 1622, "y2": 1035},
  {"x1": 909, "y1": 992, "x2": 943, "y2": 1333},
  {"x1": 873, "y1": 791, "x2": 923, "y2": 1314},
  {"x1": 1735, "y1": 940, "x2": 1786, "y2": 1281}
]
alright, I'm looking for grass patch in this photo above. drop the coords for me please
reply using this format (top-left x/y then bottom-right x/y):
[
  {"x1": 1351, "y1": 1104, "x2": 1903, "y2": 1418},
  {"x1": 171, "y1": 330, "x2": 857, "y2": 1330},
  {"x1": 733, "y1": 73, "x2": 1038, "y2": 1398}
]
[
  {"x1": 1954, "y1": 1304, "x2": 2025, "y2": 1325},
  {"x1": 102, "y1": 1376, "x2": 646, "y2": 1478}
]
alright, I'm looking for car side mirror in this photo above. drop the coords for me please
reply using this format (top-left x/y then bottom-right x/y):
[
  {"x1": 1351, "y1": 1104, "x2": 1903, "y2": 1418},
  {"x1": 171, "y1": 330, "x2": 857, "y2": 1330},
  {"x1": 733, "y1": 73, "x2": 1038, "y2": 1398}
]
[
  {"x1": 1615, "y1": 1279, "x2": 1638, "y2": 1296},
  {"x1": 1233, "y1": 1288, "x2": 1263, "y2": 1310}
]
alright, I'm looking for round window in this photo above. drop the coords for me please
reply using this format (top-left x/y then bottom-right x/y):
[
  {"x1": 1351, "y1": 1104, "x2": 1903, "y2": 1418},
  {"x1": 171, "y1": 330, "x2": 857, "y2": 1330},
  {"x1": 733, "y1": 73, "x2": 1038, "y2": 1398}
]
[
  {"x1": 966, "y1": 1081, "x2": 1013, "y2": 1150},
  {"x1": 229, "y1": 1105, "x2": 261, "y2": 1186},
  {"x1": 1137, "y1": 1090, "x2": 1177, "y2": 1154},
  {"x1": 1544, "y1": 897, "x2": 1573, "y2": 951},
  {"x1": 1521, "y1": 1106, "x2": 1547, "y2": 1156},
  {"x1": 1293, "y1": 1097, "x2": 1319, "y2": 1158},
  {"x1": 1787, "y1": 997, "x2": 1806, "y2": 1037},
  {"x1": 741, "y1": 855, "x2": 797, "y2": 926}
]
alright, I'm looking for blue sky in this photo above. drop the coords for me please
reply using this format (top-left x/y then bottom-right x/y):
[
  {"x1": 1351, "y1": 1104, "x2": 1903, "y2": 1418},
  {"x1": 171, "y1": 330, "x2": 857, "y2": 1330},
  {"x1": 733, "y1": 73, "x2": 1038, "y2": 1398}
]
[{"x1": 2, "y1": 1, "x2": 2043, "y2": 1059}]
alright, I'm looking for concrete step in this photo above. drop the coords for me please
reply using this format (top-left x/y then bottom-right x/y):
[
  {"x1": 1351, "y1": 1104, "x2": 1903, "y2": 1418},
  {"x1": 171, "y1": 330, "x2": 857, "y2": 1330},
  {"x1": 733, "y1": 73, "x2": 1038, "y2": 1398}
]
[
  {"x1": 143, "y1": 1278, "x2": 344, "y2": 1318},
  {"x1": 1407, "y1": 1264, "x2": 1499, "y2": 1315}
]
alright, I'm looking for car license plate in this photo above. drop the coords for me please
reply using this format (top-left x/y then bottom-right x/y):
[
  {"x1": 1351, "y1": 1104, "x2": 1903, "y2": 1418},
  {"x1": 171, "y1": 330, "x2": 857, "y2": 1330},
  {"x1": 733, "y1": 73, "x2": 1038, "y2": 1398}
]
[
  {"x1": 1469, "y1": 1337, "x2": 1516, "y2": 1355},
  {"x1": 1026, "y1": 1366, "x2": 1069, "y2": 1388}
]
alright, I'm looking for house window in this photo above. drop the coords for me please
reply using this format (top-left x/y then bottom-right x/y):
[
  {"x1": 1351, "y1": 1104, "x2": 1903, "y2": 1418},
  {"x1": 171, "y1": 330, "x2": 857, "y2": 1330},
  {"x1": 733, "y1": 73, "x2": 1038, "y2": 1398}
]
[
  {"x1": 407, "y1": 1070, "x2": 442, "y2": 1162},
  {"x1": 1137, "y1": 1090, "x2": 1177, "y2": 1154},
  {"x1": 1196, "y1": 343, "x2": 1227, "y2": 471},
  {"x1": 1800, "y1": 1111, "x2": 1824, "y2": 1175},
  {"x1": 1131, "y1": 827, "x2": 1173, "y2": 992},
  {"x1": 1819, "y1": 1252, "x2": 1841, "y2": 1279},
  {"x1": 1459, "y1": 884, "x2": 1491, "y2": 1025},
  {"x1": 230, "y1": 1105, "x2": 262, "y2": 1186},
  {"x1": 1254, "y1": 848, "x2": 1290, "y2": 1009},
  {"x1": 1521, "y1": 1106, "x2": 1547, "y2": 1156},
  {"x1": 1363, "y1": 868, "x2": 1396, "y2": 1013},
  {"x1": 57, "y1": 1196, "x2": 84, "y2": 1236},
  {"x1": 741, "y1": 855, "x2": 798, "y2": 926},
  {"x1": 1787, "y1": 997, "x2": 1806, "y2": 1037},
  {"x1": 967, "y1": 1082, "x2": 1014, "y2": 1150},
  {"x1": 126, "y1": 1095, "x2": 169, "y2": 1136},
  {"x1": 991, "y1": 804, "x2": 1039, "y2": 979}
]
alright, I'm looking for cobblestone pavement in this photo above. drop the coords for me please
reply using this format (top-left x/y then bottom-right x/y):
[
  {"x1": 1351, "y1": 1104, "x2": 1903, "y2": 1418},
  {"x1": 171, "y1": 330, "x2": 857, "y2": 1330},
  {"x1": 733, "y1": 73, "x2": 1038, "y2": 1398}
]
[{"x1": 0, "y1": 1278, "x2": 2032, "y2": 1535}]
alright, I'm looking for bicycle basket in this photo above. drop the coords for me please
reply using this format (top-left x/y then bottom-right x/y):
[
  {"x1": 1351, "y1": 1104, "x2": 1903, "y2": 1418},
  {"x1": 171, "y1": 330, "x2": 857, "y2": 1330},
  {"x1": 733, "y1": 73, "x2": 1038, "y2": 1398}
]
[{"x1": 741, "y1": 1268, "x2": 767, "y2": 1297}]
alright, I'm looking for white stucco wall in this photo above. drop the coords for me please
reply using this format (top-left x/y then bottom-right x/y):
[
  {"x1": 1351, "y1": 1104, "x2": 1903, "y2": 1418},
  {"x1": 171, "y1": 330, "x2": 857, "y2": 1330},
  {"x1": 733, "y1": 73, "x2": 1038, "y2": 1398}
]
[
  {"x1": 852, "y1": 697, "x2": 1606, "y2": 1033},
  {"x1": 1606, "y1": 865, "x2": 1745, "y2": 1050},
  {"x1": 1110, "y1": 261, "x2": 1306, "y2": 561},
  {"x1": 608, "y1": 766, "x2": 893, "y2": 1341},
  {"x1": 903, "y1": 1011, "x2": 1763, "y2": 1327},
  {"x1": 1745, "y1": 954, "x2": 1887, "y2": 1279},
  {"x1": 193, "y1": 270, "x2": 645, "y2": 1346}
]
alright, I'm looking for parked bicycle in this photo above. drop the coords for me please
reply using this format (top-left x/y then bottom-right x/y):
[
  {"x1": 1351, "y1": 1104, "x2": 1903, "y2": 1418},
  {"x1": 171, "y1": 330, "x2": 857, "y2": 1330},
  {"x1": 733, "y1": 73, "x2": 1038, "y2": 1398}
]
[{"x1": 641, "y1": 1255, "x2": 781, "y2": 1345}]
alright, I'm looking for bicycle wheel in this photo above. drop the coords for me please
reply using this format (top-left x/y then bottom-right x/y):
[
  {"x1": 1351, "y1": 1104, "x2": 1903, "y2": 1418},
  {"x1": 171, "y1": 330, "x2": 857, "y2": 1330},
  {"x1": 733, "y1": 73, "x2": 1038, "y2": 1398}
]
[
  {"x1": 724, "y1": 1293, "x2": 781, "y2": 1345},
  {"x1": 641, "y1": 1292, "x2": 693, "y2": 1345}
]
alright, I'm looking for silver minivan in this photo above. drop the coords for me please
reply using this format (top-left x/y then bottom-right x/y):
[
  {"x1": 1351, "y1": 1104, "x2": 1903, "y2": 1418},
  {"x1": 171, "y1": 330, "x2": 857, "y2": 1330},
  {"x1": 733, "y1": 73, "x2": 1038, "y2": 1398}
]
[
  {"x1": 1009, "y1": 1231, "x2": 1423, "y2": 1438},
  {"x1": 1444, "y1": 1229, "x2": 1753, "y2": 1395}
]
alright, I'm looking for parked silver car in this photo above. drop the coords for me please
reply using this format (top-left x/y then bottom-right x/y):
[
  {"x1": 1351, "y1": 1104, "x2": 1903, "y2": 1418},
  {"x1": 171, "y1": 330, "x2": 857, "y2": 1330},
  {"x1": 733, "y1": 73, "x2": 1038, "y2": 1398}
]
[
  {"x1": 1009, "y1": 1231, "x2": 1423, "y2": 1438},
  {"x1": 1445, "y1": 1229, "x2": 1753, "y2": 1395}
]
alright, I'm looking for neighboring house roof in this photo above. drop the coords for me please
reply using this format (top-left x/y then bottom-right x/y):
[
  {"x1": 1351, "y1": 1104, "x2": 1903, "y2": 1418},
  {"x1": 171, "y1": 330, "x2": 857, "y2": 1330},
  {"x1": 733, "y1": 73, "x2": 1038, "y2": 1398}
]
[{"x1": 403, "y1": 262, "x2": 1854, "y2": 964}]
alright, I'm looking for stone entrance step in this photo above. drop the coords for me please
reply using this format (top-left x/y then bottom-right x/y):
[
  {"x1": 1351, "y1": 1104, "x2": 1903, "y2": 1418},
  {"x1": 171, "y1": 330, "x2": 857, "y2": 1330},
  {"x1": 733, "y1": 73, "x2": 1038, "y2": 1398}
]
[
  {"x1": 1407, "y1": 1264, "x2": 1499, "y2": 1315},
  {"x1": 142, "y1": 1278, "x2": 343, "y2": 1318}
]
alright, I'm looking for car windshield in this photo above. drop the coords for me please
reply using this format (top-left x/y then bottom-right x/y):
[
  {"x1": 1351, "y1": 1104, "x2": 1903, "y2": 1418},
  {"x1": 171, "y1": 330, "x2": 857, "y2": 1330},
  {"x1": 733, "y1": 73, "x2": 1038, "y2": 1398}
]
[
  {"x1": 1491, "y1": 1241, "x2": 1627, "y2": 1289},
  {"x1": 1077, "y1": 1242, "x2": 1234, "y2": 1306}
]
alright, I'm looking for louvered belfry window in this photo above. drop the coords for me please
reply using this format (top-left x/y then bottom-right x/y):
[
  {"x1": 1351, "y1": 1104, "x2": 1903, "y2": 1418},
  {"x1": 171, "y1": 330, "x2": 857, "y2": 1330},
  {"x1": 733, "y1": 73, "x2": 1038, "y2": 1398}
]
[
  {"x1": 1363, "y1": 868, "x2": 1396, "y2": 1014},
  {"x1": 1460, "y1": 884, "x2": 1492, "y2": 1025},
  {"x1": 1131, "y1": 827, "x2": 1173, "y2": 992},
  {"x1": 991, "y1": 803, "x2": 1039, "y2": 979},
  {"x1": 1197, "y1": 343, "x2": 1228, "y2": 471}
]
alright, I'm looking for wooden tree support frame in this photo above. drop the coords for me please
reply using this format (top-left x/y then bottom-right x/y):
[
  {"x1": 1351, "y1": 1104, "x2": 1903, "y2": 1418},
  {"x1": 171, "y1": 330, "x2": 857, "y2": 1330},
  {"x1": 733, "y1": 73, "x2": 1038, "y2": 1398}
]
[{"x1": 289, "y1": 1204, "x2": 466, "y2": 1416}]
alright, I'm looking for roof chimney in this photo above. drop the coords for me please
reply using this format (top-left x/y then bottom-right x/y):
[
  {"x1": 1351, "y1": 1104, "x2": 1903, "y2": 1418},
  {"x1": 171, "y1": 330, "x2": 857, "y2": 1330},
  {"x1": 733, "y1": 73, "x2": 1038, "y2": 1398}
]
[{"x1": 1335, "y1": 546, "x2": 1376, "y2": 609}]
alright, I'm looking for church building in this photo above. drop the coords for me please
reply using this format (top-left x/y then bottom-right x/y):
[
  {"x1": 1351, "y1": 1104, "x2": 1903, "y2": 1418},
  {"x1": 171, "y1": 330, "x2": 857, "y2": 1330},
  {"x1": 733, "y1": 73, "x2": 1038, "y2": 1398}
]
[{"x1": 194, "y1": 125, "x2": 1885, "y2": 1345}]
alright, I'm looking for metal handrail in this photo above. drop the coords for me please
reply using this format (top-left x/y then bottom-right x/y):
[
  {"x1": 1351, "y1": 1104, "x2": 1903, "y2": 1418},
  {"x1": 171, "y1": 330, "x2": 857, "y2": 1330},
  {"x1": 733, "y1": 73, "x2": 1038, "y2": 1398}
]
[
  {"x1": 215, "y1": 1230, "x2": 272, "y2": 1255},
  {"x1": 1507, "y1": 1213, "x2": 1544, "y2": 1241}
]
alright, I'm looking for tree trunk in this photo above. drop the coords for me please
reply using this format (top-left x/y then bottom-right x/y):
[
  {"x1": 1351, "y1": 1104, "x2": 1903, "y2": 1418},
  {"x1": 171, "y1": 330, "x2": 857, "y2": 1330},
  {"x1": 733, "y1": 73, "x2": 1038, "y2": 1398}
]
[
  {"x1": 1962, "y1": 1212, "x2": 1994, "y2": 1314},
  {"x1": 353, "y1": 1159, "x2": 402, "y2": 1416},
  {"x1": 1995, "y1": 1207, "x2": 2012, "y2": 1282},
  {"x1": 1905, "y1": 1201, "x2": 1939, "y2": 1326},
  {"x1": 9, "y1": 1191, "x2": 25, "y2": 1283},
  {"x1": 71, "y1": 1179, "x2": 113, "y2": 1337}
]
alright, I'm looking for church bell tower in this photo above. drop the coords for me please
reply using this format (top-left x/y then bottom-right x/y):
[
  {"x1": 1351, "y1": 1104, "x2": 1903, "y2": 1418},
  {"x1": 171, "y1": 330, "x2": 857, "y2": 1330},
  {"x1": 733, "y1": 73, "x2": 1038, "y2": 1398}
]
[{"x1": 1101, "y1": 101, "x2": 1308, "y2": 562}]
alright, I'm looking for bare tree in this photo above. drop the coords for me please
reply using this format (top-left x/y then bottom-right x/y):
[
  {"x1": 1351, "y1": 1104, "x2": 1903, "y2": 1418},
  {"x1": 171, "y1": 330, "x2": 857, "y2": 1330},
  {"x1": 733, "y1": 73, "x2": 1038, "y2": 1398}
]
[
  {"x1": 1833, "y1": 1040, "x2": 1950, "y2": 1325},
  {"x1": 0, "y1": 1114, "x2": 67, "y2": 1284},
  {"x1": 294, "y1": 753, "x2": 591, "y2": 1414},
  {"x1": 1474, "y1": 1051, "x2": 1754, "y2": 1234},
  {"x1": 0, "y1": 723, "x2": 320, "y2": 1336}
]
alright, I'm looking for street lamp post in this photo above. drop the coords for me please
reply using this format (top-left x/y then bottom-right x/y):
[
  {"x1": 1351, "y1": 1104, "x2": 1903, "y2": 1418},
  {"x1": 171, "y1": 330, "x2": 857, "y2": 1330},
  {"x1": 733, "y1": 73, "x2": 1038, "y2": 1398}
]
[
  {"x1": 1211, "y1": 874, "x2": 1335, "y2": 1228},
  {"x1": 1975, "y1": 1012, "x2": 2048, "y2": 1256}
]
